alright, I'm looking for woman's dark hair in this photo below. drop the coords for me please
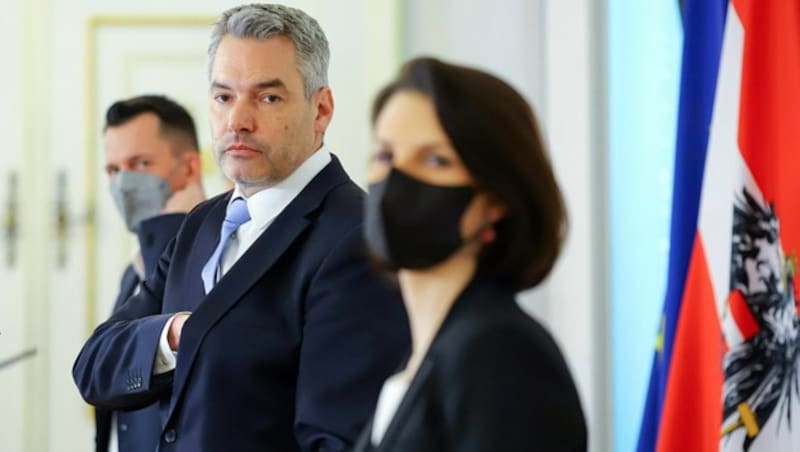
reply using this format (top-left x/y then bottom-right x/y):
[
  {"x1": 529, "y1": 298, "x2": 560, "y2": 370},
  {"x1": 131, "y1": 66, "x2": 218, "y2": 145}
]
[{"x1": 372, "y1": 57, "x2": 568, "y2": 290}]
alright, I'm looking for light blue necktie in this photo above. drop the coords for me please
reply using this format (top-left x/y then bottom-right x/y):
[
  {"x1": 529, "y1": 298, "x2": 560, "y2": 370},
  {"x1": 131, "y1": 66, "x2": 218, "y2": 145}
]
[{"x1": 201, "y1": 197, "x2": 251, "y2": 293}]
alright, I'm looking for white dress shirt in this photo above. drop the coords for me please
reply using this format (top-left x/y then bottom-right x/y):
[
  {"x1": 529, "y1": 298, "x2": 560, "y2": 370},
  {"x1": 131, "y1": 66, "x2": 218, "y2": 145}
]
[
  {"x1": 370, "y1": 374, "x2": 409, "y2": 446},
  {"x1": 153, "y1": 146, "x2": 332, "y2": 375}
]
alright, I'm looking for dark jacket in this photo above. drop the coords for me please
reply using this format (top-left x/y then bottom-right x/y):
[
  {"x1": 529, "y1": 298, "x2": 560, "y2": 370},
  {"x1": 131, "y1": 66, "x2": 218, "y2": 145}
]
[{"x1": 354, "y1": 277, "x2": 587, "y2": 452}]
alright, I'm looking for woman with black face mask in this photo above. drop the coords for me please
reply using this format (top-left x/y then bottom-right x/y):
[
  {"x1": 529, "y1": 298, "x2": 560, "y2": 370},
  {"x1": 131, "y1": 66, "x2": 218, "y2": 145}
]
[{"x1": 355, "y1": 57, "x2": 587, "y2": 452}]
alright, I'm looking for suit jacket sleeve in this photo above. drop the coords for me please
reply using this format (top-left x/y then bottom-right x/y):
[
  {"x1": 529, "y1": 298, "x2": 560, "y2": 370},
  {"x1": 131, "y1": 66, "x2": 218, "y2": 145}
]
[
  {"x1": 93, "y1": 214, "x2": 185, "y2": 448},
  {"x1": 73, "y1": 238, "x2": 177, "y2": 412},
  {"x1": 293, "y1": 225, "x2": 409, "y2": 452},
  {"x1": 443, "y1": 325, "x2": 587, "y2": 452}
]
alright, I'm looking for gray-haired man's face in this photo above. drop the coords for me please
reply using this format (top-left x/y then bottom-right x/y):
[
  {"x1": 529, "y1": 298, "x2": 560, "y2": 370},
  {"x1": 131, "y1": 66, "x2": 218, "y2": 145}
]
[{"x1": 208, "y1": 35, "x2": 333, "y2": 195}]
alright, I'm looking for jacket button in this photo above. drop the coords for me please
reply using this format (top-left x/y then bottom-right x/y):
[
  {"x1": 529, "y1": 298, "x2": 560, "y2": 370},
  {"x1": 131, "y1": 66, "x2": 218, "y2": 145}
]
[
  {"x1": 164, "y1": 429, "x2": 177, "y2": 443},
  {"x1": 120, "y1": 423, "x2": 128, "y2": 432}
]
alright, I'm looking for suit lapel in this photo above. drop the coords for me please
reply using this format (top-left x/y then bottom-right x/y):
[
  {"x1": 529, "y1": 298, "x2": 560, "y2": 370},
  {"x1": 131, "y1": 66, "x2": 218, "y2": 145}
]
[
  {"x1": 179, "y1": 193, "x2": 231, "y2": 311},
  {"x1": 372, "y1": 359, "x2": 435, "y2": 450},
  {"x1": 354, "y1": 418, "x2": 376, "y2": 451},
  {"x1": 165, "y1": 156, "x2": 352, "y2": 422}
]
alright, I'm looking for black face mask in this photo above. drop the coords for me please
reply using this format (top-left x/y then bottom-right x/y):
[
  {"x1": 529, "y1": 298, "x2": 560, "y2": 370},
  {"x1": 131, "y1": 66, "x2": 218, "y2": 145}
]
[{"x1": 365, "y1": 168, "x2": 476, "y2": 269}]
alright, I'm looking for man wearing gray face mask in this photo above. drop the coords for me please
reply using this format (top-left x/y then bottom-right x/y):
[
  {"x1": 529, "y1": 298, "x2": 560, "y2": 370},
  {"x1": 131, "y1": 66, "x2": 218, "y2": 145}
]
[{"x1": 96, "y1": 94, "x2": 206, "y2": 452}]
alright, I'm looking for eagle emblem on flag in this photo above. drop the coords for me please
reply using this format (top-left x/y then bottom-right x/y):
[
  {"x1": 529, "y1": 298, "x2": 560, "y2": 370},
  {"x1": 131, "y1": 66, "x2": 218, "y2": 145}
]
[{"x1": 721, "y1": 188, "x2": 800, "y2": 450}]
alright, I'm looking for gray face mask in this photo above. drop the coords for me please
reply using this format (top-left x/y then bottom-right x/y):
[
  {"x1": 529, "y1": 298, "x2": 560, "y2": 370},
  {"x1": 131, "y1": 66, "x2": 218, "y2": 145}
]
[{"x1": 109, "y1": 171, "x2": 173, "y2": 232}]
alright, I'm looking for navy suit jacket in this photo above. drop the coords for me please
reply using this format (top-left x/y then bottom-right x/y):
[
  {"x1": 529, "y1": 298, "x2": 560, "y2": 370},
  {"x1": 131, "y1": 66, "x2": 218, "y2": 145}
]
[
  {"x1": 94, "y1": 214, "x2": 186, "y2": 452},
  {"x1": 353, "y1": 277, "x2": 587, "y2": 452},
  {"x1": 74, "y1": 157, "x2": 409, "y2": 452}
]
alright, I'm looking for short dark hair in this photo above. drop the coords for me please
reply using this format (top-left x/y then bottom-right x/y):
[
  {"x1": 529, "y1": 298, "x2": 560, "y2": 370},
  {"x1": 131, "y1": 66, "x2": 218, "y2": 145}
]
[
  {"x1": 372, "y1": 57, "x2": 568, "y2": 290},
  {"x1": 104, "y1": 94, "x2": 199, "y2": 153}
]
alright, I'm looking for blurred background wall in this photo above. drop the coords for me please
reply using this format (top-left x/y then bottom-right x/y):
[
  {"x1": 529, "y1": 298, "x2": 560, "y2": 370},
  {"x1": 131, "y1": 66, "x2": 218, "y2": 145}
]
[{"x1": 0, "y1": 1, "x2": 683, "y2": 451}]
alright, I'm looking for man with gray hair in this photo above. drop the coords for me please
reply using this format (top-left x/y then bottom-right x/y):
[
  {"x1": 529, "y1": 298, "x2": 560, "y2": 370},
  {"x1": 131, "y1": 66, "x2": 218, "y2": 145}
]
[{"x1": 73, "y1": 4, "x2": 409, "y2": 452}]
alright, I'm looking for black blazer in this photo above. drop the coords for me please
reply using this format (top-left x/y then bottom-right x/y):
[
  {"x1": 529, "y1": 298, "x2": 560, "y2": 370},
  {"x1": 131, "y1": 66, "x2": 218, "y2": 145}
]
[
  {"x1": 74, "y1": 157, "x2": 410, "y2": 452},
  {"x1": 353, "y1": 277, "x2": 587, "y2": 452},
  {"x1": 94, "y1": 213, "x2": 185, "y2": 452}
]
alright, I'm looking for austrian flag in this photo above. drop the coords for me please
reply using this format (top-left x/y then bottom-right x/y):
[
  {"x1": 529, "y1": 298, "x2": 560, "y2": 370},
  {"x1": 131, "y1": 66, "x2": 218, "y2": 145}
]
[{"x1": 638, "y1": 1, "x2": 800, "y2": 451}]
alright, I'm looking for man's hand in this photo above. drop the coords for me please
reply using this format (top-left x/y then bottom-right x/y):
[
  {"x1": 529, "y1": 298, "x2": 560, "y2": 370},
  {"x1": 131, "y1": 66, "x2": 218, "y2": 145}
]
[
  {"x1": 162, "y1": 181, "x2": 205, "y2": 214},
  {"x1": 168, "y1": 313, "x2": 191, "y2": 351}
]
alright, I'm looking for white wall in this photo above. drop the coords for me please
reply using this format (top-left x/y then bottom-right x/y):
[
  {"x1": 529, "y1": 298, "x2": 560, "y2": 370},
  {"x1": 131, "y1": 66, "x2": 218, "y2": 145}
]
[{"x1": 403, "y1": 1, "x2": 610, "y2": 450}]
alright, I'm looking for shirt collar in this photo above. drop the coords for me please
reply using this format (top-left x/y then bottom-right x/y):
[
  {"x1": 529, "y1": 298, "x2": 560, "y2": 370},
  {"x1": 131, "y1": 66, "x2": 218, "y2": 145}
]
[{"x1": 229, "y1": 145, "x2": 332, "y2": 230}]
